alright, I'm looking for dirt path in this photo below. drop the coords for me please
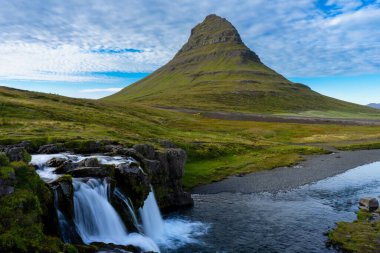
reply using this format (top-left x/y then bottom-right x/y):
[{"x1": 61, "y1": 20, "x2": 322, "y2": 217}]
[{"x1": 158, "y1": 106, "x2": 380, "y2": 126}]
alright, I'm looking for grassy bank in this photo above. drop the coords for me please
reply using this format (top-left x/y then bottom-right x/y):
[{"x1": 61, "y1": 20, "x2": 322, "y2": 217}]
[
  {"x1": 3, "y1": 87, "x2": 380, "y2": 189},
  {"x1": 328, "y1": 210, "x2": 380, "y2": 253}
]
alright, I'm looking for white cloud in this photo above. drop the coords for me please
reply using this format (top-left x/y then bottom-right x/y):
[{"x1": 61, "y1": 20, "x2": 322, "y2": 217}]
[
  {"x1": 0, "y1": 0, "x2": 378, "y2": 81},
  {"x1": 79, "y1": 88, "x2": 123, "y2": 93}
]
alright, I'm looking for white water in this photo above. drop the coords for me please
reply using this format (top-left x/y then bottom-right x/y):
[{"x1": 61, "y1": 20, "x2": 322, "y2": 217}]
[
  {"x1": 140, "y1": 188, "x2": 209, "y2": 249},
  {"x1": 114, "y1": 188, "x2": 142, "y2": 233},
  {"x1": 73, "y1": 178, "x2": 160, "y2": 252},
  {"x1": 140, "y1": 190, "x2": 165, "y2": 240},
  {"x1": 31, "y1": 154, "x2": 209, "y2": 251}
]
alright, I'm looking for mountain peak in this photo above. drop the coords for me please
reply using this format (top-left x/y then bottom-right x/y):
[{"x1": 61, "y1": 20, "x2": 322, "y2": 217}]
[{"x1": 177, "y1": 14, "x2": 244, "y2": 54}]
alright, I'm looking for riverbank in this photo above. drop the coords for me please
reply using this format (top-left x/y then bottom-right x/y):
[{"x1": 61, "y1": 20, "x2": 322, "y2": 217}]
[{"x1": 193, "y1": 149, "x2": 380, "y2": 194}]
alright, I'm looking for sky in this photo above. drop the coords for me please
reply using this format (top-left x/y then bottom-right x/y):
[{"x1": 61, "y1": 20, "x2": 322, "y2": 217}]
[{"x1": 0, "y1": 0, "x2": 379, "y2": 104}]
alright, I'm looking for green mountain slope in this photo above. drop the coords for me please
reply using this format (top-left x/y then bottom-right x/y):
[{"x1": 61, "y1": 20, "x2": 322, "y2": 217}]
[{"x1": 105, "y1": 14, "x2": 376, "y2": 115}]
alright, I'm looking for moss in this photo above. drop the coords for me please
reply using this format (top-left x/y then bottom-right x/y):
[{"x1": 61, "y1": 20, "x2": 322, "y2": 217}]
[
  {"x1": 0, "y1": 166, "x2": 14, "y2": 180},
  {"x1": 57, "y1": 174, "x2": 73, "y2": 183},
  {"x1": 22, "y1": 149, "x2": 31, "y2": 163},
  {"x1": 0, "y1": 161, "x2": 64, "y2": 252},
  {"x1": 328, "y1": 210, "x2": 380, "y2": 253},
  {"x1": 64, "y1": 244, "x2": 79, "y2": 253},
  {"x1": 0, "y1": 152, "x2": 9, "y2": 166}
]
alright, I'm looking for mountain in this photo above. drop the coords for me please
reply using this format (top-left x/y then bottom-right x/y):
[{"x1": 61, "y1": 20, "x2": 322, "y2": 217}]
[
  {"x1": 105, "y1": 14, "x2": 376, "y2": 115},
  {"x1": 368, "y1": 103, "x2": 380, "y2": 109}
]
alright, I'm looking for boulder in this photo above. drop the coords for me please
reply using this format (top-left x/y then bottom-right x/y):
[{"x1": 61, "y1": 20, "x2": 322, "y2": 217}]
[
  {"x1": 37, "y1": 144, "x2": 63, "y2": 154},
  {"x1": 5, "y1": 147, "x2": 29, "y2": 162},
  {"x1": 168, "y1": 192, "x2": 194, "y2": 208},
  {"x1": 51, "y1": 175, "x2": 74, "y2": 219},
  {"x1": 132, "y1": 144, "x2": 156, "y2": 160},
  {"x1": 166, "y1": 148, "x2": 187, "y2": 179},
  {"x1": 359, "y1": 197, "x2": 379, "y2": 211},
  {"x1": 104, "y1": 144, "x2": 124, "y2": 155},
  {"x1": 122, "y1": 148, "x2": 145, "y2": 163},
  {"x1": 68, "y1": 166, "x2": 113, "y2": 178},
  {"x1": 47, "y1": 157, "x2": 67, "y2": 168},
  {"x1": 78, "y1": 157, "x2": 100, "y2": 167},
  {"x1": 51, "y1": 175, "x2": 82, "y2": 243},
  {"x1": 115, "y1": 163, "x2": 150, "y2": 209},
  {"x1": 55, "y1": 160, "x2": 77, "y2": 174}
]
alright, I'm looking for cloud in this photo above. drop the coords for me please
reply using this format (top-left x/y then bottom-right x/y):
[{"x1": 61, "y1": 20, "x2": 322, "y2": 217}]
[
  {"x1": 0, "y1": 0, "x2": 379, "y2": 82},
  {"x1": 79, "y1": 88, "x2": 123, "y2": 93}
]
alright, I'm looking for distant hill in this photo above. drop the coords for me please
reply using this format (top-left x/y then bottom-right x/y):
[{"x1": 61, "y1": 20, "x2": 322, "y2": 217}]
[
  {"x1": 368, "y1": 103, "x2": 380, "y2": 109},
  {"x1": 105, "y1": 14, "x2": 376, "y2": 115}
]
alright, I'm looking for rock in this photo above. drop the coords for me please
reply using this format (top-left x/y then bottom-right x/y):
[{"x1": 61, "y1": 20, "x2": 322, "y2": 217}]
[
  {"x1": 104, "y1": 144, "x2": 124, "y2": 154},
  {"x1": 115, "y1": 163, "x2": 150, "y2": 209},
  {"x1": 132, "y1": 144, "x2": 155, "y2": 160},
  {"x1": 37, "y1": 144, "x2": 63, "y2": 154},
  {"x1": 55, "y1": 160, "x2": 77, "y2": 174},
  {"x1": 46, "y1": 157, "x2": 67, "y2": 168},
  {"x1": 51, "y1": 175, "x2": 82, "y2": 243},
  {"x1": 158, "y1": 140, "x2": 177, "y2": 148},
  {"x1": 122, "y1": 148, "x2": 145, "y2": 163},
  {"x1": 359, "y1": 197, "x2": 379, "y2": 211},
  {"x1": 168, "y1": 192, "x2": 194, "y2": 208},
  {"x1": 5, "y1": 147, "x2": 28, "y2": 162},
  {"x1": 51, "y1": 175, "x2": 74, "y2": 219},
  {"x1": 166, "y1": 148, "x2": 187, "y2": 179},
  {"x1": 142, "y1": 159, "x2": 163, "y2": 181},
  {"x1": 78, "y1": 157, "x2": 100, "y2": 167},
  {"x1": 0, "y1": 179, "x2": 15, "y2": 197},
  {"x1": 68, "y1": 166, "x2": 113, "y2": 178}
]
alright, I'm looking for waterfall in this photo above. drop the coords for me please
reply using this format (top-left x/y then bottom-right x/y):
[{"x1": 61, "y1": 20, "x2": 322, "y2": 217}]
[
  {"x1": 114, "y1": 188, "x2": 142, "y2": 233},
  {"x1": 72, "y1": 178, "x2": 160, "y2": 252},
  {"x1": 54, "y1": 189, "x2": 72, "y2": 243},
  {"x1": 139, "y1": 187, "x2": 165, "y2": 241}
]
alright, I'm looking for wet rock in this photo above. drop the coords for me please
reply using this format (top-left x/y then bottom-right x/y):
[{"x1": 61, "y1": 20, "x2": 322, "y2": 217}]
[
  {"x1": 46, "y1": 157, "x2": 67, "y2": 168},
  {"x1": 78, "y1": 157, "x2": 99, "y2": 167},
  {"x1": 51, "y1": 175, "x2": 74, "y2": 219},
  {"x1": 5, "y1": 147, "x2": 29, "y2": 162},
  {"x1": 51, "y1": 175, "x2": 83, "y2": 244},
  {"x1": 90, "y1": 242, "x2": 140, "y2": 253},
  {"x1": 37, "y1": 144, "x2": 63, "y2": 154},
  {"x1": 68, "y1": 166, "x2": 113, "y2": 178},
  {"x1": 115, "y1": 163, "x2": 150, "y2": 209},
  {"x1": 104, "y1": 144, "x2": 124, "y2": 155},
  {"x1": 142, "y1": 159, "x2": 163, "y2": 181},
  {"x1": 132, "y1": 144, "x2": 155, "y2": 160},
  {"x1": 168, "y1": 192, "x2": 194, "y2": 208},
  {"x1": 359, "y1": 197, "x2": 379, "y2": 212},
  {"x1": 55, "y1": 160, "x2": 77, "y2": 174},
  {"x1": 122, "y1": 148, "x2": 145, "y2": 163},
  {"x1": 150, "y1": 148, "x2": 193, "y2": 210}
]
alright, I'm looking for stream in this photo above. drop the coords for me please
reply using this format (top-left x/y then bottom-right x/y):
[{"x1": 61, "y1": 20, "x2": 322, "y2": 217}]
[{"x1": 31, "y1": 154, "x2": 380, "y2": 253}]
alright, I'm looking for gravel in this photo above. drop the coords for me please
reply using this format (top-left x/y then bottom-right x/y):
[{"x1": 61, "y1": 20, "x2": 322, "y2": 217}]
[{"x1": 192, "y1": 149, "x2": 380, "y2": 194}]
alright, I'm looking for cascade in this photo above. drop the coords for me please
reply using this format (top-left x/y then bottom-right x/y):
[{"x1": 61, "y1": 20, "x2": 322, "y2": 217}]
[
  {"x1": 73, "y1": 178, "x2": 160, "y2": 252},
  {"x1": 139, "y1": 187, "x2": 165, "y2": 241}
]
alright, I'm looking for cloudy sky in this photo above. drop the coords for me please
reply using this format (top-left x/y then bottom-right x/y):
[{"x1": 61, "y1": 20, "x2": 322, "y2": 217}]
[{"x1": 0, "y1": 0, "x2": 379, "y2": 104}]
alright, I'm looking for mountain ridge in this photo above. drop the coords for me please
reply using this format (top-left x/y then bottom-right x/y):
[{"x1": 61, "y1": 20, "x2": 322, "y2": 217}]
[{"x1": 105, "y1": 14, "x2": 376, "y2": 115}]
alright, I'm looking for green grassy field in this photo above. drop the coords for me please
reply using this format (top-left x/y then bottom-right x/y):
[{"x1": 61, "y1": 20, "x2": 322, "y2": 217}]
[{"x1": 2, "y1": 86, "x2": 380, "y2": 189}]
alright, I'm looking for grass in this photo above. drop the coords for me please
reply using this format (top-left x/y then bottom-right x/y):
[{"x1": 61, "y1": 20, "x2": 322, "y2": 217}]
[
  {"x1": 328, "y1": 210, "x2": 380, "y2": 253},
  {"x1": 3, "y1": 86, "x2": 380, "y2": 189}
]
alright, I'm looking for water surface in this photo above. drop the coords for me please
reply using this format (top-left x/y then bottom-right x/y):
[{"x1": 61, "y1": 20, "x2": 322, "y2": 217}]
[{"x1": 172, "y1": 161, "x2": 380, "y2": 253}]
